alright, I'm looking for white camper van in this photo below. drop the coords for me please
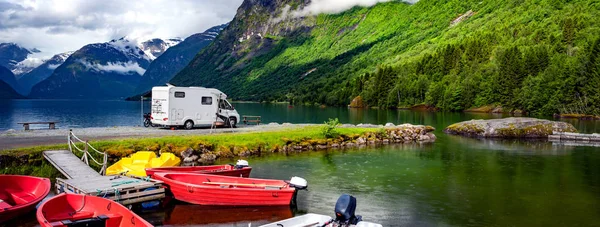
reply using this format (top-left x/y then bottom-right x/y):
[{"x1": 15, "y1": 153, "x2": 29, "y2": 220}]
[{"x1": 150, "y1": 85, "x2": 240, "y2": 129}]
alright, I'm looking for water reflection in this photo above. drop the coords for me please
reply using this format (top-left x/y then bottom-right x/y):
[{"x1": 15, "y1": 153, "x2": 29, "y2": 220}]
[
  {"x1": 446, "y1": 134, "x2": 575, "y2": 155},
  {"x1": 140, "y1": 203, "x2": 293, "y2": 227}
]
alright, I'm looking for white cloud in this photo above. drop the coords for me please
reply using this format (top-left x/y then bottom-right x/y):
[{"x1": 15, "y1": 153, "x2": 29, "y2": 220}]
[
  {"x1": 15, "y1": 56, "x2": 44, "y2": 67},
  {"x1": 47, "y1": 63, "x2": 60, "y2": 70},
  {"x1": 0, "y1": 0, "x2": 243, "y2": 58},
  {"x1": 80, "y1": 60, "x2": 146, "y2": 76},
  {"x1": 286, "y1": 0, "x2": 418, "y2": 18}
]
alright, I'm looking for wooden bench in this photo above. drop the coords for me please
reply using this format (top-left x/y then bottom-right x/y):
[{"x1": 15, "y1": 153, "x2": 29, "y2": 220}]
[
  {"x1": 242, "y1": 116, "x2": 261, "y2": 125},
  {"x1": 17, "y1": 121, "x2": 58, "y2": 130}
]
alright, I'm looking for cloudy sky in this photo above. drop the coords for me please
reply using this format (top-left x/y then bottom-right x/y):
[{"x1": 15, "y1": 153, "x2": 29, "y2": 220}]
[
  {"x1": 0, "y1": 0, "x2": 243, "y2": 58},
  {"x1": 0, "y1": 0, "x2": 417, "y2": 61}
]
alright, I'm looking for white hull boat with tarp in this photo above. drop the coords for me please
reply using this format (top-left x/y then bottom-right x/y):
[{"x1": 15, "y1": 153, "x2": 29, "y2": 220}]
[
  {"x1": 260, "y1": 194, "x2": 382, "y2": 227},
  {"x1": 259, "y1": 213, "x2": 382, "y2": 227}
]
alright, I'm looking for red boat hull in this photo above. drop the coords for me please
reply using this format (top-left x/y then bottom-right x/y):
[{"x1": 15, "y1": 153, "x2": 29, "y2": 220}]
[
  {"x1": 37, "y1": 193, "x2": 153, "y2": 227},
  {"x1": 146, "y1": 165, "x2": 252, "y2": 178},
  {"x1": 153, "y1": 173, "x2": 297, "y2": 206},
  {"x1": 0, "y1": 175, "x2": 51, "y2": 222}
]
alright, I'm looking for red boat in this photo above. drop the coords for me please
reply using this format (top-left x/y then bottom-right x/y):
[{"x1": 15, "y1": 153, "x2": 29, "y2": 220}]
[
  {"x1": 36, "y1": 193, "x2": 153, "y2": 227},
  {"x1": 153, "y1": 173, "x2": 307, "y2": 206},
  {"x1": 146, "y1": 164, "x2": 251, "y2": 178},
  {"x1": 0, "y1": 175, "x2": 51, "y2": 222}
]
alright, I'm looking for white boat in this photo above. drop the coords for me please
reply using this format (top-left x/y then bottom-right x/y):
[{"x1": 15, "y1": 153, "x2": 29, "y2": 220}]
[
  {"x1": 259, "y1": 213, "x2": 382, "y2": 227},
  {"x1": 260, "y1": 194, "x2": 383, "y2": 227}
]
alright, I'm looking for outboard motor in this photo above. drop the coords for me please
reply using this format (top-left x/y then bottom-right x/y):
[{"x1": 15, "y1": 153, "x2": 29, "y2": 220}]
[
  {"x1": 334, "y1": 194, "x2": 362, "y2": 225},
  {"x1": 288, "y1": 176, "x2": 308, "y2": 190},
  {"x1": 234, "y1": 160, "x2": 249, "y2": 169}
]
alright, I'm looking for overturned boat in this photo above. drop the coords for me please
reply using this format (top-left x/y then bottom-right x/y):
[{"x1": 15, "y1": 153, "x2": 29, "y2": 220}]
[
  {"x1": 145, "y1": 160, "x2": 252, "y2": 177},
  {"x1": 260, "y1": 194, "x2": 382, "y2": 227},
  {"x1": 106, "y1": 151, "x2": 180, "y2": 177},
  {"x1": 152, "y1": 172, "x2": 307, "y2": 206}
]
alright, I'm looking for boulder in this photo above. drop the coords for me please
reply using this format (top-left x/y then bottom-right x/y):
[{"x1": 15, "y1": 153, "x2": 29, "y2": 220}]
[
  {"x1": 349, "y1": 96, "x2": 365, "y2": 108},
  {"x1": 385, "y1": 123, "x2": 395, "y2": 127},
  {"x1": 183, "y1": 155, "x2": 198, "y2": 162},
  {"x1": 444, "y1": 117, "x2": 577, "y2": 138},
  {"x1": 199, "y1": 153, "x2": 217, "y2": 164},
  {"x1": 180, "y1": 148, "x2": 194, "y2": 159}
]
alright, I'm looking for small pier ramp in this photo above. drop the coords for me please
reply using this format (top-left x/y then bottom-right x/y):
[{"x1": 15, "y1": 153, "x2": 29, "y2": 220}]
[
  {"x1": 43, "y1": 130, "x2": 164, "y2": 205},
  {"x1": 43, "y1": 150, "x2": 99, "y2": 179}
]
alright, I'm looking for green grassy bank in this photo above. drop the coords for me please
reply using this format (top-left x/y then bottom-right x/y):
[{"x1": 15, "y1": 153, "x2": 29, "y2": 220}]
[{"x1": 0, "y1": 126, "x2": 380, "y2": 178}]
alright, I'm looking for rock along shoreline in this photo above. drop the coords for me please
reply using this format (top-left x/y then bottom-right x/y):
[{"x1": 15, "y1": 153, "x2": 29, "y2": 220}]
[{"x1": 443, "y1": 117, "x2": 577, "y2": 138}]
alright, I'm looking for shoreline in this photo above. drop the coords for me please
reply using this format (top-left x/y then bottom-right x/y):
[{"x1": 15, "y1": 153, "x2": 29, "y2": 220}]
[
  {"x1": 0, "y1": 123, "x2": 437, "y2": 178},
  {"x1": 0, "y1": 124, "x2": 314, "y2": 150}
]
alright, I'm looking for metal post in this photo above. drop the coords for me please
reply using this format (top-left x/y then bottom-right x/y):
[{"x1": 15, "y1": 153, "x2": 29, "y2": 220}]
[{"x1": 141, "y1": 96, "x2": 143, "y2": 127}]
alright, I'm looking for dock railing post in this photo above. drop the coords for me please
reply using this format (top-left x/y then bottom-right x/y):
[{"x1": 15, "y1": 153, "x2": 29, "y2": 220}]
[
  {"x1": 83, "y1": 141, "x2": 89, "y2": 165},
  {"x1": 100, "y1": 152, "x2": 107, "y2": 176},
  {"x1": 68, "y1": 129, "x2": 72, "y2": 153}
]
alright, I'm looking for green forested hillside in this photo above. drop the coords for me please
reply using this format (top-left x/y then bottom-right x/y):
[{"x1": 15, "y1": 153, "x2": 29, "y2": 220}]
[{"x1": 172, "y1": 0, "x2": 600, "y2": 115}]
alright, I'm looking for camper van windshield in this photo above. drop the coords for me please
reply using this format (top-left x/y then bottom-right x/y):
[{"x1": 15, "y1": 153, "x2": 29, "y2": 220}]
[{"x1": 219, "y1": 99, "x2": 234, "y2": 110}]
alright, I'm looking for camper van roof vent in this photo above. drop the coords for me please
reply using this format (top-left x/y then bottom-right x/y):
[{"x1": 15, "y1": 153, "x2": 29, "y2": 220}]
[
  {"x1": 190, "y1": 86, "x2": 206, "y2": 89},
  {"x1": 166, "y1": 83, "x2": 175, "y2": 87}
]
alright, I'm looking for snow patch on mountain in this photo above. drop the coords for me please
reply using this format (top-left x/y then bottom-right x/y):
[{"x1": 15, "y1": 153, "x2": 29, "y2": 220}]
[
  {"x1": 139, "y1": 38, "x2": 183, "y2": 60},
  {"x1": 108, "y1": 38, "x2": 151, "y2": 61},
  {"x1": 14, "y1": 51, "x2": 73, "y2": 75},
  {"x1": 79, "y1": 60, "x2": 146, "y2": 75}
]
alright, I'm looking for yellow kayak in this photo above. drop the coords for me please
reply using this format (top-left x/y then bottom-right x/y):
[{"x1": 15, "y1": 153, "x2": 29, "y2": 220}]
[{"x1": 106, "y1": 151, "x2": 181, "y2": 177}]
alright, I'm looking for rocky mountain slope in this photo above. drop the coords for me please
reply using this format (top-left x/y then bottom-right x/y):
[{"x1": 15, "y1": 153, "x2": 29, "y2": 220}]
[
  {"x1": 170, "y1": 0, "x2": 600, "y2": 115},
  {"x1": 16, "y1": 52, "x2": 72, "y2": 95},
  {"x1": 134, "y1": 24, "x2": 227, "y2": 95},
  {"x1": 29, "y1": 38, "x2": 151, "y2": 99},
  {"x1": 0, "y1": 66, "x2": 23, "y2": 99}
]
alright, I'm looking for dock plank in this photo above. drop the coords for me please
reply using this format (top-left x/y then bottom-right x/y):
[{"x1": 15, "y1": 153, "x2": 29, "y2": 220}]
[{"x1": 43, "y1": 150, "x2": 99, "y2": 179}]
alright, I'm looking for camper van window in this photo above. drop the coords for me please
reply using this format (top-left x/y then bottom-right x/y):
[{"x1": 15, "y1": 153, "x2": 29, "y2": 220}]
[
  {"x1": 202, "y1": 97, "x2": 212, "y2": 105},
  {"x1": 174, "y1": 92, "x2": 185, "y2": 98}
]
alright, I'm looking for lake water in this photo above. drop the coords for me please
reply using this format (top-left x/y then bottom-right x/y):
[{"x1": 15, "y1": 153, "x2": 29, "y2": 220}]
[{"x1": 2, "y1": 99, "x2": 600, "y2": 226}]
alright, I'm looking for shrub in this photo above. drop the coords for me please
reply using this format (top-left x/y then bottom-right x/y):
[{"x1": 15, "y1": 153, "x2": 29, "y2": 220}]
[{"x1": 322, "y1": 118, "x2": 341, "y2": 138}]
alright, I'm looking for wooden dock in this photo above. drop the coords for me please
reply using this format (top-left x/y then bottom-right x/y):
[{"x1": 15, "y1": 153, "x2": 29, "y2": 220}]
[
  {"x1": 44, "y1": 150, "x2": 165, "y2": 205},
  {"x1": 549, "y1": 132, "x2": 600, "y2": 147},
  {"x1": 549, "y1": 132, "x2": 600, "y2": 142},
  {"x1": 42, "y1": 131, "x2": 165, "y2": 205}
]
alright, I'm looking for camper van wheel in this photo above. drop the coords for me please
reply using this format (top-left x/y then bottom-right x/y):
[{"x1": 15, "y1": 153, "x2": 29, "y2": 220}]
[
  {"x1": 228, "y1": 117, "x2": 237, "y2": 128},
  {"x1": 184, "y1": 120, "x2": 194, "y2": 130}
]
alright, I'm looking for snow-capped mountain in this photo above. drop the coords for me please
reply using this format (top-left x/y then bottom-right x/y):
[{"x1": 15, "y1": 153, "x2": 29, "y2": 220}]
[
  {"x1": 139, "y1": 38, "x2": 183, "y2": 60},
  {"x1": 0, "y1": 43, "x2": 33, "y2": 74},
  {"x1": 133, "y1": 24, "x2": 227, "y2": 95},
  {"x1": 29, "y1": 38, "x2": 152, "y2": 99},
  {"x1": 17, "y1": 51, "x2": 73, "y2": 95}
]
